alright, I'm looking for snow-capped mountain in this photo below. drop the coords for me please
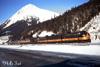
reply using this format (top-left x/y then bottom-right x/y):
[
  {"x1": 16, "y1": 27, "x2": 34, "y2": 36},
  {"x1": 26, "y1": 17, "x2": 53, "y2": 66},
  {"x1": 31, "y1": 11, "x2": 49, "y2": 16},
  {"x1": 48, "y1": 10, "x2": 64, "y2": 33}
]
[
  {"x1": 80, "y1": 13, "x2": 100, "y2": 42},
  {"x1": 3, "y1": 4, "x2": 59, "y2": 29}
]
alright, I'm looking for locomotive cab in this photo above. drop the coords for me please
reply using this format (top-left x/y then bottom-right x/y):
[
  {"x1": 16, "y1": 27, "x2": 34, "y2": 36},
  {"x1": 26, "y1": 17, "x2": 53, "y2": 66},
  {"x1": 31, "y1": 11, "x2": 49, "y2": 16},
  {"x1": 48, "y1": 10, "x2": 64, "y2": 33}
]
[{"x1": 78, "y1": 31, "x2": 91, "y2": 42}]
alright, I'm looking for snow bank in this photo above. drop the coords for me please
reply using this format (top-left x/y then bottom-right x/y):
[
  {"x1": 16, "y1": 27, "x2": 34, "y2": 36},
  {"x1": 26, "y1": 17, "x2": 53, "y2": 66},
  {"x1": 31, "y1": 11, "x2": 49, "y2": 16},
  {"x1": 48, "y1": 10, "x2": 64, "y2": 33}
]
[
  {"x1": 0, "y1": 36, "x2": 9, "y2": 44},
  {"x1": 0, "y1": 44, "x2": 100, "y2": 56},
  {"x1": 38, "y1": 31, "x2": 55, "y2": 37}
]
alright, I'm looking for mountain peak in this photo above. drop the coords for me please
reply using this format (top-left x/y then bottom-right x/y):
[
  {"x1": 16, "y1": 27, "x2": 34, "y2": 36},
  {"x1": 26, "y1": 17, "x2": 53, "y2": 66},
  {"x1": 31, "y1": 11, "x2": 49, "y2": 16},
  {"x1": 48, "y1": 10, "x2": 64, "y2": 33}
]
[
  {"x1": 22, "y1": 3, "x2": 39, "y2": 10},
  {"x1": 25, "y1": 3, "x2": 36, "y2": 7}
]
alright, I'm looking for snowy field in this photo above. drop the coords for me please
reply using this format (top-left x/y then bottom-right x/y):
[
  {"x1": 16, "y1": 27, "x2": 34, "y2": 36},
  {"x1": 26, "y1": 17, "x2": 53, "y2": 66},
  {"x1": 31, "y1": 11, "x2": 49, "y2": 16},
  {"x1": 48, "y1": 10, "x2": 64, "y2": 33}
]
[{"x1": 0, "y1": 43, "x2": 100, "y2": 56}]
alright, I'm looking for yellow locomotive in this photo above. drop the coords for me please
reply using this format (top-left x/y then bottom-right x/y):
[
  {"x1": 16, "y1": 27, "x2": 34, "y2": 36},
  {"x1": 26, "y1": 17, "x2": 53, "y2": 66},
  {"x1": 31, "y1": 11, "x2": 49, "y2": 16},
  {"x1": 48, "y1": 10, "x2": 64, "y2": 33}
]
[{"x1": 36, "y1": 31, "x2": 91, "y2": 43}]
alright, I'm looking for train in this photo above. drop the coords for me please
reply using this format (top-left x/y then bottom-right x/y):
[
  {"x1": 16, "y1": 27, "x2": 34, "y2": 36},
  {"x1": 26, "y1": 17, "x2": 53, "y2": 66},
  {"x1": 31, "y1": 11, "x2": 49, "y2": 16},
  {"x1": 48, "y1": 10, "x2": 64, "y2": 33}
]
[{"x1": 34, "y1": 31, "x2": 91, "y2": 44}]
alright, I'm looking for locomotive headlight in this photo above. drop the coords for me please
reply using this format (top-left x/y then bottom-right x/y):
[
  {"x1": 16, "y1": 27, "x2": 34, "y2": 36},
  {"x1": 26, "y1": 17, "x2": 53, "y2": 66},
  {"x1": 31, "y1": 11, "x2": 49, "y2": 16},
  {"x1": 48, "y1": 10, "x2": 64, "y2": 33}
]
[
  {"x1": 82, "y1": 34, "x2": 86, "y2": 37},
  {"x1": 83, "y1": 37, "x2": 88, "y2": 40},
  {"x1": 82, "y1": 34, "x2": 90, "y2": 40}
]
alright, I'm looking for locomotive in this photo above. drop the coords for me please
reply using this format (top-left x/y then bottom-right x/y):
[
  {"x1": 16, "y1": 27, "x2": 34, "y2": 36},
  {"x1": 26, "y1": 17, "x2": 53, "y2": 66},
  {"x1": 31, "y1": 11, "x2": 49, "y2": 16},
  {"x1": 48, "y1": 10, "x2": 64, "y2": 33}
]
[{"x1": 35, "y1": 31, "x2": 91, "y2": 43}]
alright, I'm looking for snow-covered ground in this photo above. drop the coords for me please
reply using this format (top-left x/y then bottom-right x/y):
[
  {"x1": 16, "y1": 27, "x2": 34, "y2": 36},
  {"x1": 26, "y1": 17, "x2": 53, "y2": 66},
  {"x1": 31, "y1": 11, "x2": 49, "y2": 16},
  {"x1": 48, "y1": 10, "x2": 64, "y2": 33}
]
[
  {"x1": 0, "y1": 36, "x2": 9, "y2": 44},
  {"x1": 0, "y1": 43, "x2": 100, "y2": 56}
]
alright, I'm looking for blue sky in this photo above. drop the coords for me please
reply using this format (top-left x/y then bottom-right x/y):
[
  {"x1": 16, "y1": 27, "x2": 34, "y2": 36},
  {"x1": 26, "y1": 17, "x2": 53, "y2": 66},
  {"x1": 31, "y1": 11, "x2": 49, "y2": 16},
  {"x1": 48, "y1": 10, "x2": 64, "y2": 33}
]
[{"x1": 0, "y1": 0, "x2": 89, "y2": 23}]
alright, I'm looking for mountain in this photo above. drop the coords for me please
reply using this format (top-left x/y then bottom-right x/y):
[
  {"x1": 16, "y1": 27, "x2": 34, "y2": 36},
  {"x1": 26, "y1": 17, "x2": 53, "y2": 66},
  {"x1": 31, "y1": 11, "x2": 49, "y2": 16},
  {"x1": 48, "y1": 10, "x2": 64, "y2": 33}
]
[
  {"x1": 0, "y1": 4, "x2": 59, "y2": 40},
  {"x1": 2, "y1": 4, "x2": 59, "y2": 29}
]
